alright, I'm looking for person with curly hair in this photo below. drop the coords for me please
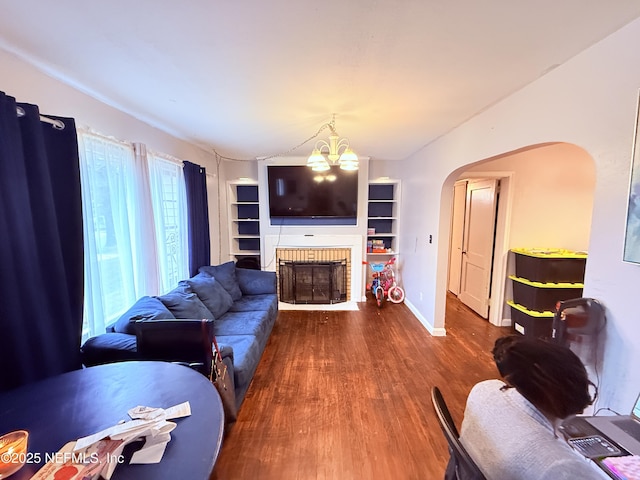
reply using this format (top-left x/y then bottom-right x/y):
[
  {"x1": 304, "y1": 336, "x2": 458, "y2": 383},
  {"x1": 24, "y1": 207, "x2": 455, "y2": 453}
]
[{"x1": 456, "y1": 334, "x2": 600, "y2": 479}]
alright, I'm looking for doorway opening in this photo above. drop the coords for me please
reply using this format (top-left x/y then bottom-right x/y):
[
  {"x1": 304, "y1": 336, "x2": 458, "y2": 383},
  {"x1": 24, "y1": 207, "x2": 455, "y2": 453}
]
[
  {"x1": 448, "y1": 178, "x2": 501, "y2": 319},
  {"x1": 444, "y1": 143, "x2": 596, "y2": 331}
]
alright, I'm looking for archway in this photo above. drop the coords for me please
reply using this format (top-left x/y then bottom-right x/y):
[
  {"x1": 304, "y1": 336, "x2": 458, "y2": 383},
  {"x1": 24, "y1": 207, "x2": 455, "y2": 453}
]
[{"x1": 441, "y1": 142, "x2": 596, "y2": 332}]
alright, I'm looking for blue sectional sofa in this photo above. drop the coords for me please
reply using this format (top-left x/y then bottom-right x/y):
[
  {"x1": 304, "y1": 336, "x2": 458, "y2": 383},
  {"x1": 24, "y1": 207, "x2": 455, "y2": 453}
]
[{"x1": 80, "y1": 262, "x2": 278, "y2": 410}]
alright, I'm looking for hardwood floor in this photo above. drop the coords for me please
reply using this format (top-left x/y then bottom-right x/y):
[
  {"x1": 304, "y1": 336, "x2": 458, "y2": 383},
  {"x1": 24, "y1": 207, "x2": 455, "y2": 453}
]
[{"x1": 212, "y1": 293, "x2": 511, "y2": 480}]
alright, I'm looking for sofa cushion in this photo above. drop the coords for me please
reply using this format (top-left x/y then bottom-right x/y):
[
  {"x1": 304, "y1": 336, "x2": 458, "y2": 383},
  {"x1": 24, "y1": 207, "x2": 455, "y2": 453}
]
[
  {"x1": 113, "y1": 296, "x2": 175, "y2": 335},
  {"x1": 180, "y1": 273, "x2": 233, "y2": 318},
  {"x1": 229, "y1": 293, "x2": 278, "y2": 319},
  {"x1": 236, "y1": 268, "x2": 277, "y2": 295},
  {"x1": 199, "y1": 261, "x2": 242, "y2": 301},
  {"x1": 213, "y1": 310, "x2": 273, "y2": 349},
  {"x1": 157, "y1": 286, "x2": 214, "y2": 319},
  {"x1": 80, "y1": 333, "x2": 139, "y2": 366}
]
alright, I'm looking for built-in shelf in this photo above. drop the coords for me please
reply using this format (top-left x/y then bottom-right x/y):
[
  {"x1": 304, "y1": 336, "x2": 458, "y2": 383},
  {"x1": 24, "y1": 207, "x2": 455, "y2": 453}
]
[
  {"x1": 228, "y1": 182, "x2": 261, "y2": 262},
  {"x1": 366, "y1": 180, "x2": 400, "y2": 257}
]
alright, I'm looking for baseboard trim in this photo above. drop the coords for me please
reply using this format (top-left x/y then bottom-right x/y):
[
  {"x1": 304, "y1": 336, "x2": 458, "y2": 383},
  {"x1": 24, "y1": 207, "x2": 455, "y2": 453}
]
[
  {"x1": 499, "y1": 318, "x2": 513, "y2": 328},
  {"x1": 404, "y1": 299, "x2": 447, "y2": 336},
  {"x1": 278, "y1": 301, "x2": 360, "y2": 311}
]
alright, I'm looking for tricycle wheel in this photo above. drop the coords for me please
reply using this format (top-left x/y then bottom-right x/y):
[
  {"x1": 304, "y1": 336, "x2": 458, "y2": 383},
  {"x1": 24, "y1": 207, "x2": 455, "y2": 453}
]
[{"x1": 388, "y1": 286, "x2": 405, "y2": 304}]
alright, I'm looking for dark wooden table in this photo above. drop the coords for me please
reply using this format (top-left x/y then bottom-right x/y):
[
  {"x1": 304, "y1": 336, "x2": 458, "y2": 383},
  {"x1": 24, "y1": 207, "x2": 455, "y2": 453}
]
[{"x1": 0, "y1": 361, "x2": 224, "y2": 479}]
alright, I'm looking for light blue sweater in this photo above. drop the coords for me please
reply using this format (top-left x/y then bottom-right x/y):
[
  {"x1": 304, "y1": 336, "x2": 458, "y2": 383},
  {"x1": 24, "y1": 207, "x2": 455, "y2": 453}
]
[{"x1": 459, "y1": 379, "x2": 604, "y2": 479}]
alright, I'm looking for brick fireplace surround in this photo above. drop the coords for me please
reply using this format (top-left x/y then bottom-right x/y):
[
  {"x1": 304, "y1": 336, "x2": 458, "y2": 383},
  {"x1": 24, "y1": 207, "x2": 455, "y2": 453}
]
[
  {"x1": 277, "y1": 248, "x2": 350, "y2": 303},
  {"x1": 263, "y1": 235, "x2": 364, "y2": 308}
]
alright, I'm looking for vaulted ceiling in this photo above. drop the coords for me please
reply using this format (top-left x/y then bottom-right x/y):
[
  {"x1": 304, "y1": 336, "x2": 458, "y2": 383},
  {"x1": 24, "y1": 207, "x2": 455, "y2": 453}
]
[{"x1": 1, "y1": 1, "x2": 640, "y2": 161}]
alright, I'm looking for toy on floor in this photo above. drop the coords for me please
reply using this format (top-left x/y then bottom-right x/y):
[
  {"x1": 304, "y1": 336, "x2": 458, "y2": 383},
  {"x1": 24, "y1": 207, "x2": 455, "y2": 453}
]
[{"x1": 363, "y1": 257, "x2": 405, "y2": 307}]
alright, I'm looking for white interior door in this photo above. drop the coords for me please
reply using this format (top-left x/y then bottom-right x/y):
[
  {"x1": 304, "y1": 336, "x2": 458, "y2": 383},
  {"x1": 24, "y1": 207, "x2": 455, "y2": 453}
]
[
  {"x1": 458, "y1": 179, "x2": 498, "y2": 318},
  {"x1": 448, "y1": 181, "x2": 467, "y2": 295}
]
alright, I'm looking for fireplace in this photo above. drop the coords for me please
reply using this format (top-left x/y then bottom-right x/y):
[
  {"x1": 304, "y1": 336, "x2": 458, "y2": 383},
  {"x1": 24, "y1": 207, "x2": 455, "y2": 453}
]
[
  {"x1": 264, "y1": 235, "x2": 364, "y2": 305},
  {"x1": 279, "y1": 259, "x2": 347, "y2": 304}
]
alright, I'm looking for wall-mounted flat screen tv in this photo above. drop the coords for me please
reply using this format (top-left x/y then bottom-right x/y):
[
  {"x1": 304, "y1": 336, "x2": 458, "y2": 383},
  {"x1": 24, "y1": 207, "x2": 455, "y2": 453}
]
[{"x1": 267, "y1": 165, "x2": 358, "y2": 225}]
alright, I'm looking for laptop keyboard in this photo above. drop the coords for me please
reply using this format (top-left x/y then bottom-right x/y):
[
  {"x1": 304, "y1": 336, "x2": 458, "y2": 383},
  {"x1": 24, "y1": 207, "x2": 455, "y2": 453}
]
[
  {"x1": 568, "y1": 435, "x2": 622, "y2": 458},
  {"x1": 613, "y1": 418, "x2": 640, "y2": 439}
]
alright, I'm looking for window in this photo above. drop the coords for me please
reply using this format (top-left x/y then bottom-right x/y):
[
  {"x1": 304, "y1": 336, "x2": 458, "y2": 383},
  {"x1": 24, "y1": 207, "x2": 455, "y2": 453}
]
[
  {"x1": 78, "y1": 132, "x2": 189, "y2": 340},
  {"x1": 148, "y1": 153, "x2": 189, "y2": 293}
]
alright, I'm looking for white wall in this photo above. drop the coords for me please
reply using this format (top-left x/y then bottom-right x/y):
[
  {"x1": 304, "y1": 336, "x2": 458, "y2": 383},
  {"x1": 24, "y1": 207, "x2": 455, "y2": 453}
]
[
  {"x1": 464, "y1": 143, "x2": 596, "y2": 252},
  {"x1": 0, "y1": 48, "x2": 214, "y2": 167},
  {"x1": 0, "y1": 46, "x2": 226, "y2": 263},
  {"x1": 399, "y1": 18, "x2": 640, "y2": 412}
]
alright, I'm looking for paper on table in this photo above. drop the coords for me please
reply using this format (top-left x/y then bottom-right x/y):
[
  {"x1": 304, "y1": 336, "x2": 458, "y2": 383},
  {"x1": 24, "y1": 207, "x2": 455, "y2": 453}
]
[
  {"x1": 129, "y1": 433, "x2": 172, "y2": 464},
  {"x1": 31, "y1": 402, "x2": 191, "y2": 480},
  {"x1": 74, "y1": 401, "x2": 189, "y2": 451},
  {"x1": 164, "y1": 401, "x2": 192, "y2": 419},
  {"x1": 31, "y1": 439, "x2": 125, "y2": 480},
  {"x1": 127, "y1": 401, "x2": 191, "y2": 421},
  {"x1": 127, "y1": 405, "x2": 165, "y2": 420},
  {"x1": 74, "y1": 418, "x2": 149, "y2": 451},
  {"x1": 71, "y1": 401, "x2": 189, "y2": 480}
]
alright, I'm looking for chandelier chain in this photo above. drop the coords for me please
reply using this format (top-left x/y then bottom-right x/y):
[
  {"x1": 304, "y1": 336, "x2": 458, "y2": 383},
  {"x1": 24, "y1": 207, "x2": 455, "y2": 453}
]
[{"x1": 213, "y1": 118, "x2": 335, "y2": 163}]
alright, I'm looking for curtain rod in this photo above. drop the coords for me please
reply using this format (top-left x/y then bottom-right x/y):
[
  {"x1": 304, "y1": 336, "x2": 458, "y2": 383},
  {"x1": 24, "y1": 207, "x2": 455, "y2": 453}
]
[{"x1": 16, "y1": 106, "x2": 65, "y2": 130}]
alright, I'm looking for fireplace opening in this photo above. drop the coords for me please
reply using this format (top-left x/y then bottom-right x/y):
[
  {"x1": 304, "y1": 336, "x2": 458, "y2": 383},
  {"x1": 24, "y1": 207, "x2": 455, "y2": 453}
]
[{"x1": 279, "y1": 259, "x2": 347, "y2": 304}]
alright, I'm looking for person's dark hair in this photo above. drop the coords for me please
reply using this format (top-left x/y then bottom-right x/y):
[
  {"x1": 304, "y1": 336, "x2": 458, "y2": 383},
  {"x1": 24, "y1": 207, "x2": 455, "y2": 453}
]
[{"x1": 492, "y1": 335, "x2": 596, "y2": 419}]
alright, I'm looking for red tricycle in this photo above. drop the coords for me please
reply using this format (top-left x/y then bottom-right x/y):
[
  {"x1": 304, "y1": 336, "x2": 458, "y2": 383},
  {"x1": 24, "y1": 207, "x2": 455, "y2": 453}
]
[{"x1": 363, "y1": 257, "x2": 405, "y2": 307}]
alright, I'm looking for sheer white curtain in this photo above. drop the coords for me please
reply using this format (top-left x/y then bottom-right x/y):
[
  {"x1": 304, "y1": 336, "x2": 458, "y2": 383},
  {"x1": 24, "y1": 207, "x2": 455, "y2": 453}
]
[
  {"x1": 78, "y1": 132, "x2": 190, "y2": 340},
  {"x1": 132, "y1": 143, "x2": 161, "y2": 293},
  {"x1": 147, "y1": 151, "x2": 190, "y2": 294},
  {"x1": 79, "y1": 132, "x2": 141, "y2": 339}
]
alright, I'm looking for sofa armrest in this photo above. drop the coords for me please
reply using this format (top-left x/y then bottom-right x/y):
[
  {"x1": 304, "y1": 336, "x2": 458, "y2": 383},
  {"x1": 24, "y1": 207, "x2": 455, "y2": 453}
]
[
  {"x1": 213, "y1": 339, "x2": 236, "y2": 402},
  {"x1": 236, "y1": 268, "x2": 277, "y2": 295},
  {"x1": 81, "y1": 333, "x2": 139, "y2": 367},
  {"x1": 215, "y1": 339, "x2": 234, "y2": 364}
]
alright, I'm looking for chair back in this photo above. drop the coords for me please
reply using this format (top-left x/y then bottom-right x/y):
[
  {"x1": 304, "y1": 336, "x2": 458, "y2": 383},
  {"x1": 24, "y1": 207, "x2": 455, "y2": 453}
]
[
  {"x1": 431, "y1": 387, "x2": 486, "y2": 480},
  {"x1": 551, "y1": 297, "x2": 606, "y2": 345},
  {"x1": 135, "y1": 319, "x2": 214, "y2": 377}
]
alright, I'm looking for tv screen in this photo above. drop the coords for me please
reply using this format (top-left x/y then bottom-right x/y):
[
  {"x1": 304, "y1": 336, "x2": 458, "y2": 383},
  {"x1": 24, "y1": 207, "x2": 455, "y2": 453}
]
[{"x1": 267, "y1": 165, "x2": 358, "y2": 225}]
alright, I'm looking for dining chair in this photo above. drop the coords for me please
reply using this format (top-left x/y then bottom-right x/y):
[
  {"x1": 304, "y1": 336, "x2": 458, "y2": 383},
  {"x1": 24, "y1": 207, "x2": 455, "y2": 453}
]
[
  {"x1": 135, "y1": 318, "x2": 215, "y2": 378},
  {"x1": 431, "y1": 386, "x2": 486, "y2": 480}
]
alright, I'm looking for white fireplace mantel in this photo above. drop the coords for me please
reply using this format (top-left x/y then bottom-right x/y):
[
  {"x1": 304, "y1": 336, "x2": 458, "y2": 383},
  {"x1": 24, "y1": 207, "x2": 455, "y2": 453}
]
[{"x1": 264, "y1": 234, "x2": 364, "y2": 303}]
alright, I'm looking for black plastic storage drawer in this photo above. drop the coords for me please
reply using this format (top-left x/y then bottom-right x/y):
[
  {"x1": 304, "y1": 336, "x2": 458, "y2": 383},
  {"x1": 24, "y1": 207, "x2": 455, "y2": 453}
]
[
  {"x1": 512, "y1": 248, "x2": 587, "y2": 284},
  {"x1": 509, "y1": 275, "x2": 583, "y2": 313},
  {"x1": 508, "y1": 301, "x2": 554, "y2": 339}
]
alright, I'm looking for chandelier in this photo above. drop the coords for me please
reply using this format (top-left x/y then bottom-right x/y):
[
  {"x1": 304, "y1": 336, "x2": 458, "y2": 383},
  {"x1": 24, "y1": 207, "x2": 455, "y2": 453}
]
[{"x1": 307, "y1": 115, "x2": 358, "y2": 171}]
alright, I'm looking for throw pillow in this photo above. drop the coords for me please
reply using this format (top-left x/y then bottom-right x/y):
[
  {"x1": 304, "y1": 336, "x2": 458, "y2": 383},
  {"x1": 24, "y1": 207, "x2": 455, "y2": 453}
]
[
  {"x1": 157, "y1": 286, "x2": 215, "y2": 319},
  {"x1": 236, "y1": 268, "x2": 276, "y2": 295},
  {"x1": 198, "y1": 261, "x2": 243, "y2": 300},
  {"x1": 180, "y1": 273, "x2": 233, "y2": 319},
  {"x1": 113, "y1": 296, "x2": 176, "y2": 335}
]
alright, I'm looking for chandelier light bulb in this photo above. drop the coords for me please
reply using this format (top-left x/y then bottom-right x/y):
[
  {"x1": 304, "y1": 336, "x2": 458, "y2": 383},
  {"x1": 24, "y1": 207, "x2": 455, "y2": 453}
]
[{"x1": 307, "y1": 116, "x2": 359, "y2": 171}]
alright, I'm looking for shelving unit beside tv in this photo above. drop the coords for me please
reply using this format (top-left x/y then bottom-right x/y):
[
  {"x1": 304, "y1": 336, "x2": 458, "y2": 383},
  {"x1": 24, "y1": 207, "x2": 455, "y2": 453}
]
[
  {"x1": 228, "y1": 181, "x2": 261, "y2": 264},
  {"x1": 367, "y1": 180, "x2": 400, "y2": 257}
]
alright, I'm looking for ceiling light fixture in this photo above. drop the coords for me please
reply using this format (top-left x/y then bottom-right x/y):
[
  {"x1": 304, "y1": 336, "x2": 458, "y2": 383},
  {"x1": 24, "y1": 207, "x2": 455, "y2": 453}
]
[{"x1": 307, "y1": 114, "x2": 358, "y2": 172}]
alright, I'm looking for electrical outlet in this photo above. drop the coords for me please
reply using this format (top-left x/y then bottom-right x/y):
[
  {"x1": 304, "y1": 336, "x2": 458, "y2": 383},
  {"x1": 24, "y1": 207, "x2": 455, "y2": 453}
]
[
  {"x1": 429, "y1": 235, "x2": 432, "y2": 244},
  {"x1": 419, "y1": 291, "x2": 423, "y2": 300}
]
